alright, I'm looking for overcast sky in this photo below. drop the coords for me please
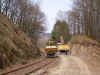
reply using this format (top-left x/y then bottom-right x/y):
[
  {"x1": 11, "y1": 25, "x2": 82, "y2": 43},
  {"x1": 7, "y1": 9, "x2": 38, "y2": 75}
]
[{"x1": 40, "y1": 0, "x2": 73, "y2": 33}]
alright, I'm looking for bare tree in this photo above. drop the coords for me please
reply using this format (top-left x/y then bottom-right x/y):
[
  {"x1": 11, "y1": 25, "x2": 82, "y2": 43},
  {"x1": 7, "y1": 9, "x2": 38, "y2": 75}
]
[
  {"x1": 67, "y1": 0, "x2": 100, "y2": 41},
  {"x1": 0, "y1": 0, "x2": 1, "y2": 13}
]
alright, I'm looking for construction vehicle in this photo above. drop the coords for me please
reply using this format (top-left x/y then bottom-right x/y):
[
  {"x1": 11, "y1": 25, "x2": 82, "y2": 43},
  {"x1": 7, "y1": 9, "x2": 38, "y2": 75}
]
[
  {"x1": 57, "y1": 43, "x2": 70, "y2": 55},
  {"x1": 57, "y1": 36, "x2": 70, "y2": 55},
  {"x1": 45, "y1": 40, "x2": 57, "y2": 57}
]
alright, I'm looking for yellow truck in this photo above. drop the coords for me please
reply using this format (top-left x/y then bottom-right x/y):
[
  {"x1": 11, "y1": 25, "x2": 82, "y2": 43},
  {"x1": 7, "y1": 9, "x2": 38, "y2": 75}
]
[
  {"x1": 57, "y1": 43, "x2": 70, "y2": 55},
  {"x1": 45, "y1": 40, "x2": 57, "y2": 57},
  {"x1": 45, "y1": 46, "x2": 57, "y2": 57}
]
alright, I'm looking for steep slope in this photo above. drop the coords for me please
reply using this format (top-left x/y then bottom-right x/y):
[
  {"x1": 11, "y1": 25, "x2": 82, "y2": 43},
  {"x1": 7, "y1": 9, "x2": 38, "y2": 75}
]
[
  {"x1": 69, "y1": 35, "x2": 100, "y2": 74},
  {"x1": 0, "y1": 14, "x2": 40, "y2": 69}
]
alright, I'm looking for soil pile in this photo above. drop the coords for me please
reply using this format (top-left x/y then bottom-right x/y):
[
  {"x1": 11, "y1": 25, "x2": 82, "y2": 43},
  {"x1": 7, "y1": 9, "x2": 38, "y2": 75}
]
[
  {"x1": 0, "y1": 14, "x2": 40, "y2": 69},
  {"x1": 69, "y1": 35, "x2": 100, "y2": 73}
]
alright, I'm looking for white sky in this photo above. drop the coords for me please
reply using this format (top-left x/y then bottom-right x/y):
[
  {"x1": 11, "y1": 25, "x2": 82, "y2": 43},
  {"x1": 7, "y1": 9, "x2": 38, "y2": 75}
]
[{"x1": 40, "y1": 0, "x2": 73, "y2": 33}]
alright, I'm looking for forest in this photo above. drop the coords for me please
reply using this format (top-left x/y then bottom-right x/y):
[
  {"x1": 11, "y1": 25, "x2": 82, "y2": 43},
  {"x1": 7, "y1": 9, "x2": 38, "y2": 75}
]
[
  {"x1": 52, "y1": 0, "x2": 100, "y2": 43},
  {"x1": 0, "y1": 0, "x2": 45, "y2": 38},
  {"x1": 0, "y1": 0, "x2": 100, "y2": 70},
  {"x1": 0, "y1": 0, "x2": 46, "y2": 69}
]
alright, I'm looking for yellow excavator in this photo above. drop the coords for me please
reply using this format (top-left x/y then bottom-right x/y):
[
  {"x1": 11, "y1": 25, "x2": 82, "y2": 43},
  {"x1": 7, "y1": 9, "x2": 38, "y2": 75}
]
[
  {"x1": 57, "y1": 36, "x2": 71, "y2": 55},
  {"x1": 57, "y1": 43, "x2": 70, "y2": 55}
]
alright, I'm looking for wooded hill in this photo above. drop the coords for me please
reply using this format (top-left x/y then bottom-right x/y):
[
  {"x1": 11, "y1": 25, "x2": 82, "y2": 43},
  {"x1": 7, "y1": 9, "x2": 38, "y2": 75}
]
[{"x1": 0, "y1": 14, "x2": 40, "y2": 69}]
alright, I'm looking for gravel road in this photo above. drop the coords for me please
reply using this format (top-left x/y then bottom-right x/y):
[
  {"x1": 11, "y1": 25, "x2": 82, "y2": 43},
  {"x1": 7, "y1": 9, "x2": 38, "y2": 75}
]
[{"x1": 45, "y1": 54, "x2": 92, "y2": 75}]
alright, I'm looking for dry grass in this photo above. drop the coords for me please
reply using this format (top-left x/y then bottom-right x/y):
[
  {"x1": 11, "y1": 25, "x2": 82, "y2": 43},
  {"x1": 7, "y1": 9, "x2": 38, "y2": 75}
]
[{"x1": 0, "y1": 14, "x2": 40, "y2": 69}]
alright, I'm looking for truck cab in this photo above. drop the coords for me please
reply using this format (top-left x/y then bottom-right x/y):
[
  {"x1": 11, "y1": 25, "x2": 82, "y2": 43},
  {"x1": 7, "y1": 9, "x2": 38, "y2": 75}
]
[
  {"x1": 45, "y1": 46, "x2": 57, "y2": 57},
  {"x1": 45, "y1": 40, "x2": 57, "y2": 57}
]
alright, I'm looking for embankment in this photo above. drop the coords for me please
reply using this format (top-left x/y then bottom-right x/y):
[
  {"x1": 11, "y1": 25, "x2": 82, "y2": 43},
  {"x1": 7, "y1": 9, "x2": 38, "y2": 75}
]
[
  {"x1": 69, "y1": 35, "x2": 100, "y2": 73},
  {"x1": 0, "y1": 14, "x2": 40, "y2": 69}
]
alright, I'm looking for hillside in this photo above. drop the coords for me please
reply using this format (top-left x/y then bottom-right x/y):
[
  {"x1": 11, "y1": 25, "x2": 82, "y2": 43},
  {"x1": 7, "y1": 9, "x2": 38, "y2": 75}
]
[
  {"x1": 0, "y1": 14, "x2": 40, "y2": 69},
  {"x1": 69, "y1": 35, "x2": 100, "y2": 73}
]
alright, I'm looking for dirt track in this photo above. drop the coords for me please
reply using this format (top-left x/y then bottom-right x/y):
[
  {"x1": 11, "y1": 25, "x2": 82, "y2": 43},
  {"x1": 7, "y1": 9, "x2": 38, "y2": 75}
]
[{"x1": 45, "y1": 55, "x2": 92, "y2": 75}]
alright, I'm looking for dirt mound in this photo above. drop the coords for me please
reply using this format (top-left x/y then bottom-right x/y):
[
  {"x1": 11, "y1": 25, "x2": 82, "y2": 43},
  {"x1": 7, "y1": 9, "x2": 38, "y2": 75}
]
[
  {"x1": 69, "y1": 35, "x2": 100, "y2": 73},
  {"x1": 0, "y1": 14, "x2": 40, "y2": 69}
]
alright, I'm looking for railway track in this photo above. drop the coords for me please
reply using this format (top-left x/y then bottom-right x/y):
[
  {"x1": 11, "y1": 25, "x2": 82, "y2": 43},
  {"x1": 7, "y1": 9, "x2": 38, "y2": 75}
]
[
  {"x1": 27, "y1": 58, "x2": 57, "y2": 75},
  {"x1": 0, "y1": 58, "x2": 56, "y2": 75}
]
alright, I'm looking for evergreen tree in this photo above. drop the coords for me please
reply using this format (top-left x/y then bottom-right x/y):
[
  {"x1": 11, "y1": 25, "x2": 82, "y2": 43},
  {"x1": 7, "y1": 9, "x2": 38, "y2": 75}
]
[{"x1": 52, "y1": 20, "x2": 71, "y2": 43}]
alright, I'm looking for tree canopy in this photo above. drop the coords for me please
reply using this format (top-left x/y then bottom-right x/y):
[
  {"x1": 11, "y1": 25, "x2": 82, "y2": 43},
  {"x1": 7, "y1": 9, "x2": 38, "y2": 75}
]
[{"x1": 52, "y1": 20, "x2": 71, "y2": 43}]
